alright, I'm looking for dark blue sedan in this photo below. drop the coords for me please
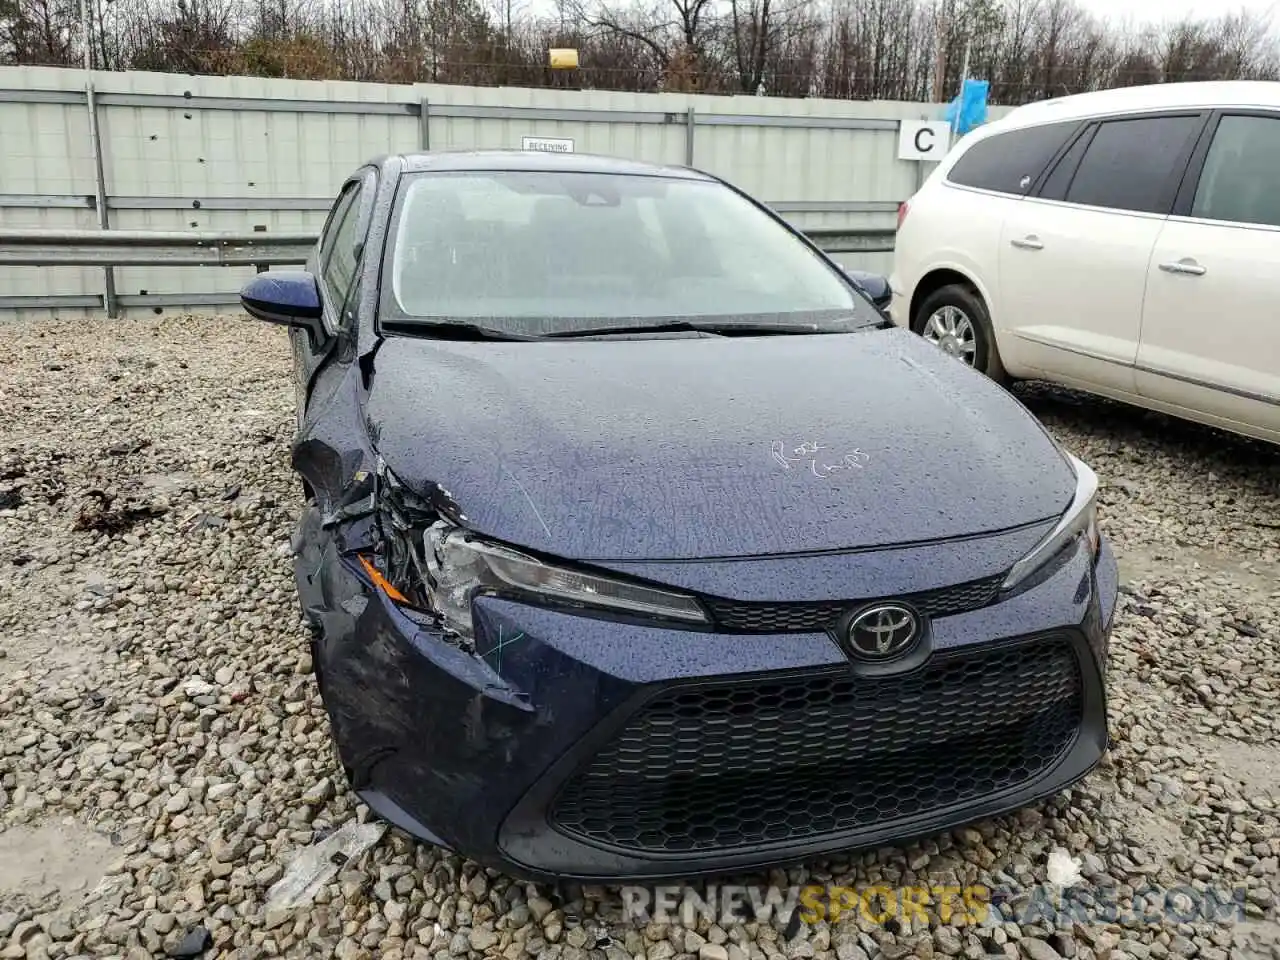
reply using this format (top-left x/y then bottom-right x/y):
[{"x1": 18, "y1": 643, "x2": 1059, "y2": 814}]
[{"x1": 241, "y1": 150, "x2": 1118, "y2": 882}]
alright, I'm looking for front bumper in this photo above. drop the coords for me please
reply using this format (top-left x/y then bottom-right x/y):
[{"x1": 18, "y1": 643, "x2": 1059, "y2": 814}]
[{"x1": 308, "y1": 531, "x2": 1118, "y2": 883}]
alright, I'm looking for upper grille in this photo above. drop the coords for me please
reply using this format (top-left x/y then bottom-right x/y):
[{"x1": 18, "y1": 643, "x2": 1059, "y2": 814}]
[
  {"x1": 551, "y1": 636, "x2": 1082, "y2": 854},
  {"x1": 701, "y1": 574, "x2": 1003, "y2": 633}
]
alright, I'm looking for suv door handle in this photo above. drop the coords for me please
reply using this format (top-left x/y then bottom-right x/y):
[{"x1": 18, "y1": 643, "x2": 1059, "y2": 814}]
[
  {"x1": 1010, "y1": 235, "x2": 1044, "y2": 250},
  {"x1": 1159, "y1": 258, "x2": 1206, "y2": 276}
]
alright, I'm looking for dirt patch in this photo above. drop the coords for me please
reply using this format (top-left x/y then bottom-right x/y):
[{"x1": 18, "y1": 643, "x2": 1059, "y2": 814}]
[
  {"x1": 1233, "y1": 920, "x2": 1280, "y2": 960},
  {"x1": 0, "y1": 619, "x2": 104, "y2": 680},
  {"x1": 1105, "y1": 791, "x2": 1190, "y2": 865},
  {"x1": 0, "y1": 630, "x2": 56, "y2": 678},
  {"x1": 1195, "y1": 735, "x2": 1280, "y2": 797},
  {"x1": 136, "y1": 472, "x2": 199, "y2": 498},
  {"x1": 1115, "y1": 544, "x2": 1280, "y2": 599},
  {"x1": 0, "y1": 820, "x2": 119, "y2": 911}
]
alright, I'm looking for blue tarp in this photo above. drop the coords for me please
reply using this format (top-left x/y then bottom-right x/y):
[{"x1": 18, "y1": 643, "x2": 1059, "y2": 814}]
[{"x1": 945, "y1": 78, "x2": 990, "y2": 135}]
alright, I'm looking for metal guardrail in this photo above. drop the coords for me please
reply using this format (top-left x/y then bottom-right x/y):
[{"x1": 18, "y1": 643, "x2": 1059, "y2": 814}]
[
  {"x1": 0, "y1": 225, "x2": 895, "y2": 266},
  {"x1": 0, "y1": 225, "x2": 896, "y2": 312},
  {"x1": 0, "y1": 228, "x2": 315, "y2": 267},
  {"x1": 809, "y1": 228, "x2": 897, "y2": 254}
]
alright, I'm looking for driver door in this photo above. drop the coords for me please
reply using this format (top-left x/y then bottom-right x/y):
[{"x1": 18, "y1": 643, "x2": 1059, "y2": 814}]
[{"x1": 292, "y1": 171, "x2": 374, "y2": 426}]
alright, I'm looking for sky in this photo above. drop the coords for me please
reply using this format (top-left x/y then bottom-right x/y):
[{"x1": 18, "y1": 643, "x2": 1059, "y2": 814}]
[
  {"x1": 519, "y1": 0, "x2": 1280, "y2": 30},
  {"x1": 523, "y1": 0, "x2": 1280, "y2": 32},
  {"x1": 1070, "y1": 0, "x2": 1278, "y2": 28}
]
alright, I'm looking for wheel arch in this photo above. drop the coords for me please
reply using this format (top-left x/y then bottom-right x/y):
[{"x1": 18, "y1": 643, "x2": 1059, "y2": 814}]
[
  {"x1": 908, "y1": 265, "x2": 995, "y2": 333},
  {"x1": 907, "y1": 263, "x2": 1010, "y2": 384}
]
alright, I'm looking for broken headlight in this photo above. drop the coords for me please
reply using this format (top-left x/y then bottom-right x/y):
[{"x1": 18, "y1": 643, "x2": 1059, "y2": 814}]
[
  {"x1": 422, "y1": 525, "x2": 710, "y2": 640},
  {"x1": 367, "y1": 462, "x2": 707, "y2": 641},
  {"x1": 1000, "y1": 452, "x2": 1100, "y2": 594}
]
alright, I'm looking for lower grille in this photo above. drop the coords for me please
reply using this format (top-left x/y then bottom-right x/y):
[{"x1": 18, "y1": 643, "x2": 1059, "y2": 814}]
[
  {"x1": 701, "y1": 574, "x2": 1003, "y2": 633},
  {"x1": 551, "y1": 636, "x2": 1082, "y2": 854}
]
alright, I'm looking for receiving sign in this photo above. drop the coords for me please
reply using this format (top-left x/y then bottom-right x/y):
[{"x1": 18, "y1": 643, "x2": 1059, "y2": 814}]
[
  {"x1": 522, "y1": 136, "x2": 575, "y2": 153},
  {"x1": 897, "y1": 121, "x2": 952, "y2": 162}
]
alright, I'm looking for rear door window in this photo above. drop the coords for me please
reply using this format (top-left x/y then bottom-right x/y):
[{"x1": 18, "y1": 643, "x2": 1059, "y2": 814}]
[
  {"x1": 1037, "y1": 128, "x2": 1094, "y2": 202},
  {"x1": 1189, "y1": 114, "x2": 1280, "y2": 228},
  {"x1": 945, "y1": 121, "x2": 1078, "y2": 195},
  {"x1": 1063, "y1": 114, "x2": 1204, "y2": 214}
]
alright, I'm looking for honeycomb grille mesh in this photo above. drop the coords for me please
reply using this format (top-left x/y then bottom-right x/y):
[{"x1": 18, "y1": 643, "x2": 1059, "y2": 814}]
[
  {"x1": 551, "y1": 637, "x2": 1082, "y2": 853},
  {"x1": 701, "y1": 575, "x2": 1003, "y2": 633}
]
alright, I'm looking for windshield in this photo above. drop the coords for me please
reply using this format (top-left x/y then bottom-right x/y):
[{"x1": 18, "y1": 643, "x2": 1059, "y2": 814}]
[{"x1": 382, "y1": 169, "x2": 876, "y2": 337}]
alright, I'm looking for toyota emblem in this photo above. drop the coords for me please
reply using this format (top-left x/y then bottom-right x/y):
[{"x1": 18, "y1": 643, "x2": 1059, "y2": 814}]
[{"x1": 845, "y1": 604, "x2": 920, "y2": 660}]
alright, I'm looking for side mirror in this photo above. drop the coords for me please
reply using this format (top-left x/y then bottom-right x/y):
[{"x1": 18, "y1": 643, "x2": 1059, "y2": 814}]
[
  {"x1": 240, "y1": 270, "x2": 326, "y2": 343},
  {"x1": 841, "y1": 267, "x2": 892, "y2": 312}
]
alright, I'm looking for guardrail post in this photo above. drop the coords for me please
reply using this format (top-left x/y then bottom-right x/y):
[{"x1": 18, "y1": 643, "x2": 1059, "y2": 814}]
[
  {"x1": 85, "y1": 81, "x2": 118, "y2": 318},
  {"x1": 420, "y1": 98, "x2": 431, "y2": 151},
  {"x1": 685, "y1": 107, "x2": 696, "y2": 166}
]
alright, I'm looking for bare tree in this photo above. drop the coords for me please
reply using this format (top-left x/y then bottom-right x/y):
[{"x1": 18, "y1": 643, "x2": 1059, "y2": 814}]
[{"x1": 2, "y1": 0, "x2": 1276, "y2": 104}]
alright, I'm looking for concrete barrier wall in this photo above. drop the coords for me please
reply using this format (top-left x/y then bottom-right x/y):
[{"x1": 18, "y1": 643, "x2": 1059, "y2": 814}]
[{"x1": 0, "y1": 65, "x2": 1013, "y2": 318}]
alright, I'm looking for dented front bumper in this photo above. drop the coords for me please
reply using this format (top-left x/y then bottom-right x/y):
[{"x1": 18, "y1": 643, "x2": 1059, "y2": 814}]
[{"x1": 300, "y1": 509, "x2": 1118, "y2": 883}]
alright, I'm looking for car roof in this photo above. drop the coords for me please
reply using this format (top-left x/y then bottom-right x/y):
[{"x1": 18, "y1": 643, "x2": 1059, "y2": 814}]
[
  {"x1": 995, "y1": 80, "x2": 1280, "y2": 131},
  {"x1": 934, "y1": 79, "x2": 1280, "y2": 171},
  {"x1": 394, "y1": 148, "x2": 713, "y2": 180}
]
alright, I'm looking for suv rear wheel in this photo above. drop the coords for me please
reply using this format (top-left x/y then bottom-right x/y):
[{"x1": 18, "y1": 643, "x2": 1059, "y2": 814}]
[{"x1": 912, "y1": 283, "x2": 1007, "y2": 383}]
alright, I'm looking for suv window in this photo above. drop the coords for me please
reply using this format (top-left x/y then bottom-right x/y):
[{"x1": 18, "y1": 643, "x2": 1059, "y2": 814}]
[
  {"x1": 945, "y1": 121, "x2": 1077, "y2": 195},
  {"x1": 1037, "y1": 128, "x2": 1093, "y2": 202},
  {"x1": 1191, "y1": 114, "x2": 1280, "y2": 228},
  {"x1": 1064, "y1": 115, "x2": 1203, "y2": 214}
]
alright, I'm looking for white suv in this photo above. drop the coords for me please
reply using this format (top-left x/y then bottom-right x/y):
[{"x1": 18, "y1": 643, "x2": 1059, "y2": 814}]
[{"x1": 890, "y1": 80, "x2": 1280, "y2": 446}]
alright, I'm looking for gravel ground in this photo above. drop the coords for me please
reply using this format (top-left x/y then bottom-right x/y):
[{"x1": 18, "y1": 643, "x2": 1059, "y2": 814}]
[{"x1": 1, "y1": 314, "x2": 1278, "y2": 960}]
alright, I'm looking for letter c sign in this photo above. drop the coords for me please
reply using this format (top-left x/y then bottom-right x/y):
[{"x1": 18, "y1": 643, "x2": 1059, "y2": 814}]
[{"x1": 897, "y1": 121, "x2": 952, "y2": 162}]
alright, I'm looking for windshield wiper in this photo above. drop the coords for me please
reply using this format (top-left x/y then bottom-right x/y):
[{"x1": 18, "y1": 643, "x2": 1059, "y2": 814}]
[
  {"x1": 382, "y1": 320, "x2": 541, "y2": 342},
  {"x1": 542, "y1": 320, "x2": 836, "y2": 339}
]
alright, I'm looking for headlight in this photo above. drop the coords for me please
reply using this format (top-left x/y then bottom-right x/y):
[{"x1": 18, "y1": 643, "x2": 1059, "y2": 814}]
[
  {"x1": 1001, "y1": 453, "x2": 1100, "y2": 593},
  {"x1": 418, "y1": 523, "x2": 709, "y2": 642}
]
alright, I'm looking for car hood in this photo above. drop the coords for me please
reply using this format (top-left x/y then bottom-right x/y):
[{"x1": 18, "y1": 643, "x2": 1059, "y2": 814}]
[{"x1": 364, "y1": 326, "x2": 1075, "y2": 562}]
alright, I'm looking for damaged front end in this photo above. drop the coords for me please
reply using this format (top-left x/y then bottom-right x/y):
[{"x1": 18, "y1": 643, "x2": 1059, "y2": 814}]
[
  {"x1": 293, "y1": 453, "x2": 719, "y2": 872},
  {"x1": 295, "y1": 459, "x2": 574, "y2": 854},
  {"x1": 361, "y1": 463, "x2": 478, "y2": 652},
  {"x1": 291, "y1": 443, "x2": 1116, "y2": 883},
  {"x1": 368, "y1": 460, "x2": 711, "y2": 653}
]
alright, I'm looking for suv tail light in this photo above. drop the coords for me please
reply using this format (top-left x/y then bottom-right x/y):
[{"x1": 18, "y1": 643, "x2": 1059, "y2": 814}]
[{"x1": 897, "y1": 201, "x2": 910, "y2": 230}]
